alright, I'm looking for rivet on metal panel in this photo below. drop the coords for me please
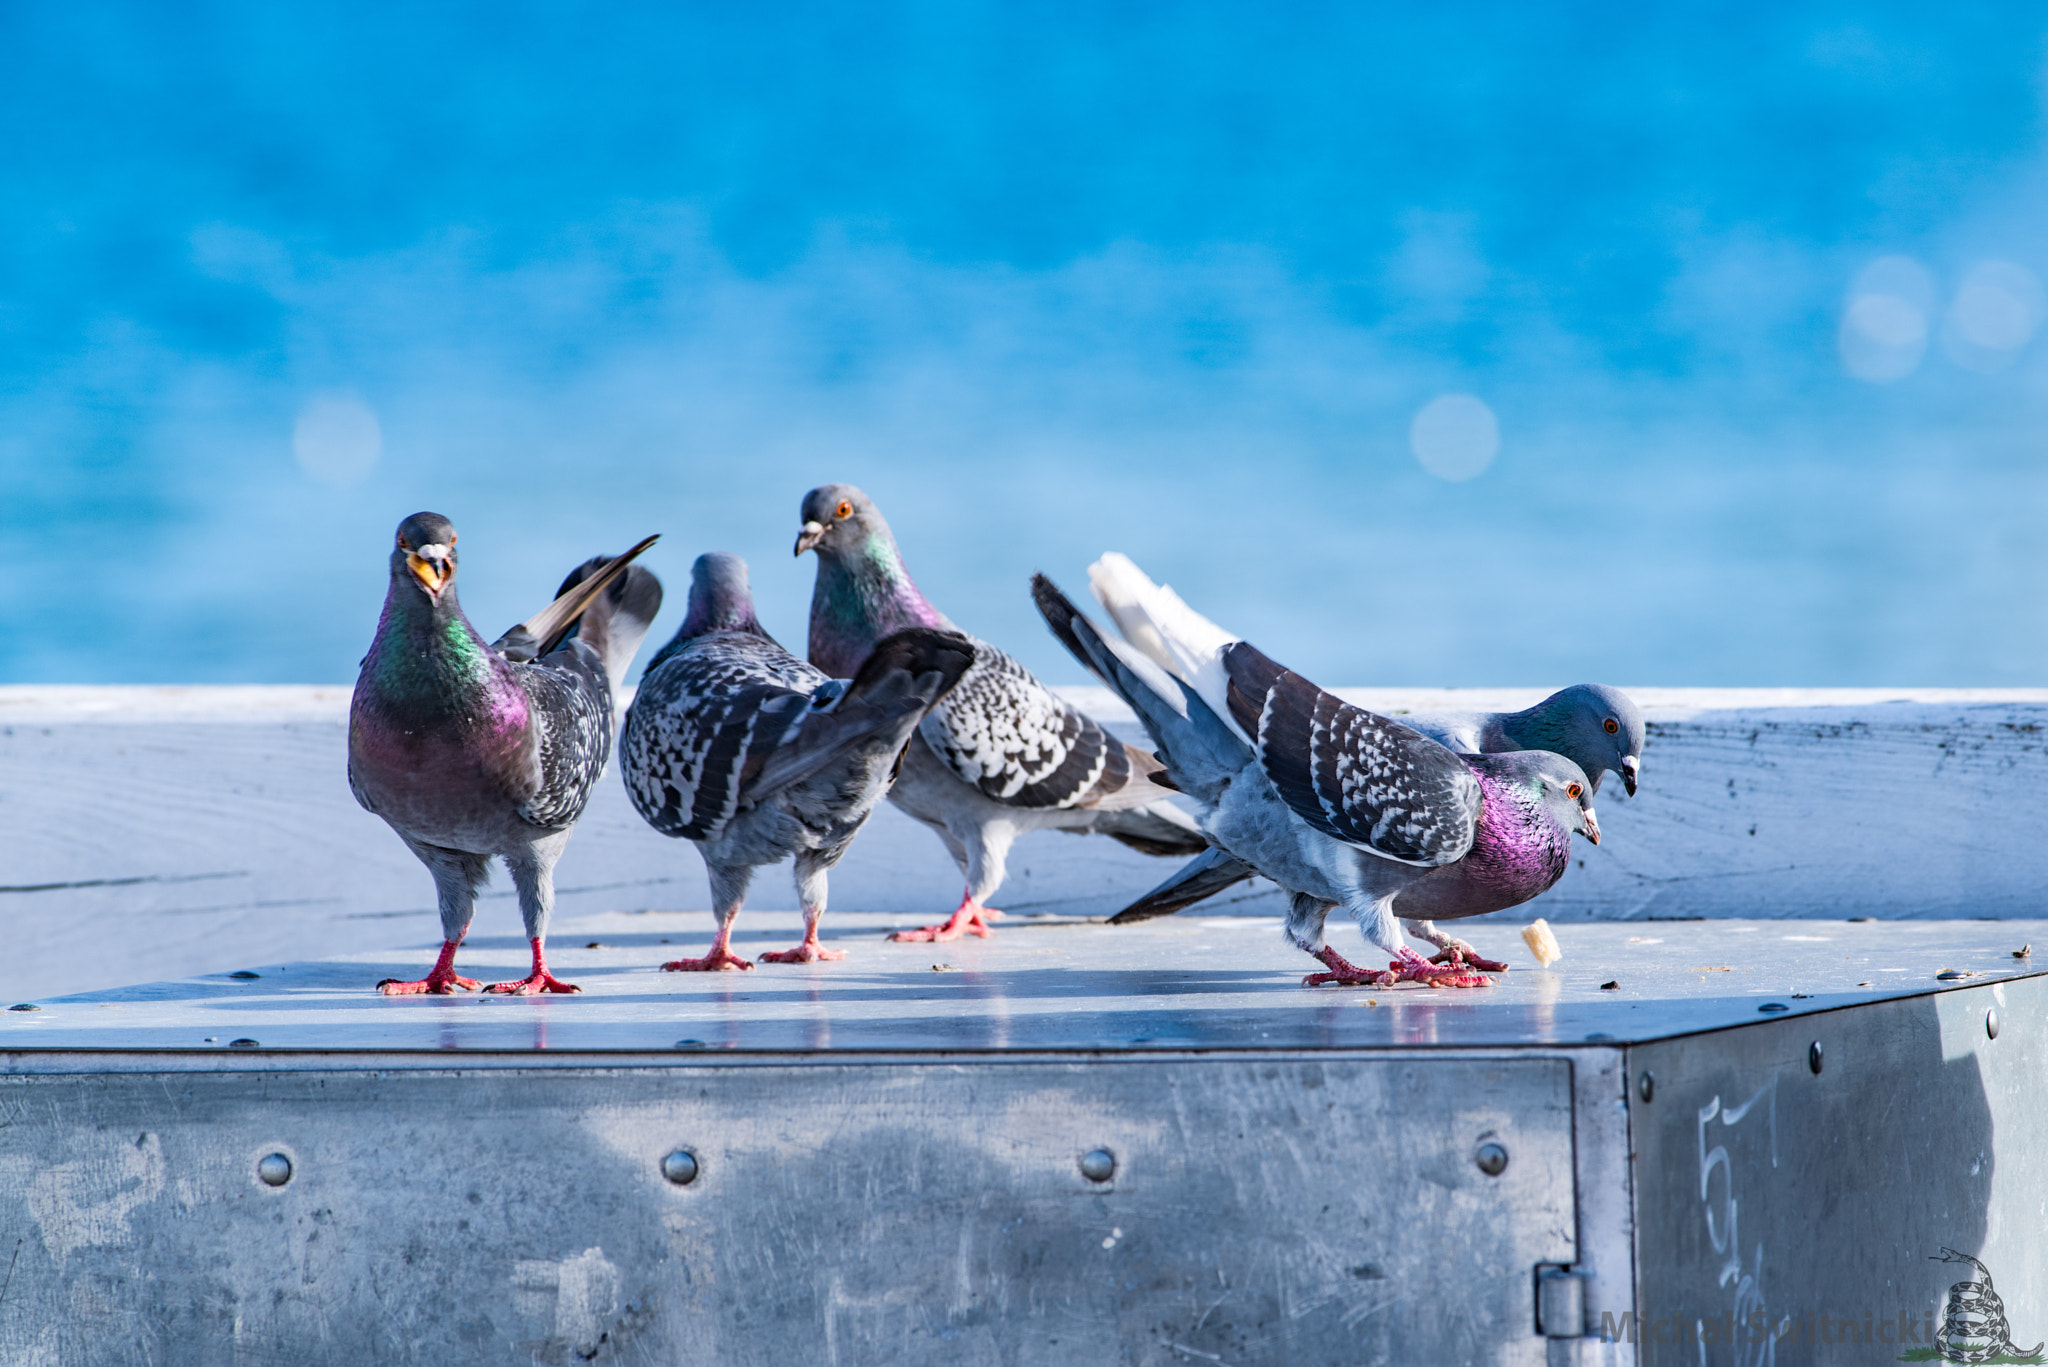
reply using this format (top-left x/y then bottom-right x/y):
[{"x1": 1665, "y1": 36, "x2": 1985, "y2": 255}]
[
  {"x1": 1638, "y1": 1072, "x2": 1654, "y2": 1103},
  {"x1": 1758, "y1": 1002, "x2": 1789, "y2": 1013},
  {"x1": 1079, "y1": 1149, "x2": 1116, "y2": 1183},
  {"x1": 1475, "y1": 1142, "x2": 1509, "y2": 1177},
  {"x1": 660, "y1": 1149, "x2": 700, "y2": 1186},
  {"x1": 1536, "y1": 1267, "x2": 1588, "y2": 1338},
  {"x1": 256, "y1": 1153, "x2": 292, "y2": 1187},
  {"x1": 1986, "y1": 1010, "x2": 2000, "y2": 1041},
  {"x1": 1809, "y1": 1041, "x2": 1824, "y2": 1074}
]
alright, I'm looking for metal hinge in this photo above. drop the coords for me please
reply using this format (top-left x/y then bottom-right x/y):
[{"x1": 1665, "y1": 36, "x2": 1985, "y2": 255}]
[{"x1": 1536, "y1": 1265, "x2": 1589, "y2": 1338}]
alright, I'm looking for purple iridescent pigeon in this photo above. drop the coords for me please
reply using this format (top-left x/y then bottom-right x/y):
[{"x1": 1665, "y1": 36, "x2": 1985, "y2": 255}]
[
  {"x1": 1031, "y1": 571, "x2": 1599, "y2": 989},
  {"x1": 348, "y1": 512, "x2": 661, "y2": 996},
  {"x1": 620, "y1": 553, "x2": 976, "y2": 970},
  {"x1": 1088, "y1": 554, "x2": 1642, "y2": 972},
  {"x1": 795, "y1": 485, "x2": 1206, "y2": 943}
]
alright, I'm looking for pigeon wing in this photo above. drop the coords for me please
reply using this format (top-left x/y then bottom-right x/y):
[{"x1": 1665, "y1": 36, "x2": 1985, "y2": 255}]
[
  {"x1": 1224, "y1": 642, "x2": 1479, "y2": 866},
  {"x1": 916, "y1": 641, "x2": 1132, "y2": 809},
  {"x1": 621, "y1": 634, "x2": 826, "y2": 841},
  {"x1": 512, "y1": 645, "x2": 617, "y2": 830}
]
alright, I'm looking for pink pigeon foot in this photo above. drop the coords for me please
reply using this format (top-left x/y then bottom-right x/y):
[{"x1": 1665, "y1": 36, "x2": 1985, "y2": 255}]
[
  {"x1": 1303, "y1": 945, "x2": 1492, "y2": 989},
  {"x1": 1429, "y1": 943, "x2": 1510, "y2": 974},
  {"x1": 379, "y1": 939, "x2": 480, "y2": 995},
  {"x1": 662, "y1": 946, "x2": 754, "y2": 972},
  {"x1": 483, "y1": 938, "x2": 582, "y2": 995},
  {"x1": 889, "y1": 891, "x2": 1001, "y2": 942},
  {"x1": 758, "y1": 938, "x2": 846, "y2": 964}
]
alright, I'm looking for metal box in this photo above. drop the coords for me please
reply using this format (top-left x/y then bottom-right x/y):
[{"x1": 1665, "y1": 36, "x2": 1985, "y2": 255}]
[{"x1": 3, "y1": 914, "x2": 2042, "y2": 1365}]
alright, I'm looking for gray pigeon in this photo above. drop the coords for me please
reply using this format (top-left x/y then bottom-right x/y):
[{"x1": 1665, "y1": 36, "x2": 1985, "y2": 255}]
[
  {"x1": 1032, "y1": 571, "x2": 1600, "y2": 988},
  {"x1": 349, "y1": 514, "x2": 661, "y2": 995},
  {"x1": 796, "y1": 485, "x2": 1207, "y2": 942},
  {"x1": 1090, "y1": 554, "x2": 1642, "y2": 970},
  {"x1": 621, "y1": 553, "x2": 977, "y2": 968}
]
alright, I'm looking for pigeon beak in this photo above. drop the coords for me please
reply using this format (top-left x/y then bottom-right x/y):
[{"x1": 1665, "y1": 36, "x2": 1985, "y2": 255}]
[
  {"x1": 794, "y1": 521, "x2": 826, "y2": 556},
  {"x1": 1621, "y1": 756, "x2": 1639, "y2": 798},
  {"x1": 407, "y1": 547, "x2": 452, "y2": 597},
  {"x1": 1581, "y1": 807, "x2": 1601, "y2": 845}
]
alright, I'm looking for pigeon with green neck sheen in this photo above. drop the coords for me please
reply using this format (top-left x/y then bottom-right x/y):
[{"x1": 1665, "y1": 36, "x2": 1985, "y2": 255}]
[
  {"x1": 348, "y1": 512, "x2": 661, "y2": 995},
  {"x1": 796, "y1": 485, "x2": 1206, "y2": 942},
  {"x1": 621, "y1": 553, "x2": 975, "y2": 970}
]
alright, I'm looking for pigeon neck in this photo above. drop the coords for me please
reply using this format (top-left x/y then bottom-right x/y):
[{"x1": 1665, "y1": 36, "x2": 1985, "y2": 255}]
[
  {"x1": 361, "y1": 580, "x2": 525, "y2": 732},
  {"x1": 808, "y1": 535, "x2": 952, "y2": 677},
  {"x1": 1465, "y1": 763, "x2": 1571, "y2": 888},
  {"x1": 1498, "y1": 701, "x2": 1580, "y2": 764}
]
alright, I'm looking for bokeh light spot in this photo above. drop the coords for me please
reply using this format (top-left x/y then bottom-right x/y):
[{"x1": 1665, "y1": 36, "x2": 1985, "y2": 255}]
[
  {"x1": 291, "y1": 393, "x2": 382, "y2": 489},
  {"x1": 1409, "y1": 393, "x2": 1499, "y2": 482},
  {"x1": 1943, "y1": 260, "x2": 2043, "y2": 371},
  {"x1": 1839, "y1": 256, "x2": 1934, "y2": 383}
]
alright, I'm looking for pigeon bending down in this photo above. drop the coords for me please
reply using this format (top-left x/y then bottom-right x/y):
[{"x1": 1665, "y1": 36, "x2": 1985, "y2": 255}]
[
  {"x1": 1090, "y1": 553, "x2": 1641, "y2": 971},
  {"x1": 620, "y1": 553, "x2": 977, "y2": 970},
  {"x1": 1031, "y1": 570, "x2": 1600, "y2": 988},
  {"x1": 349, "y1": 513, "x2": 661, "y2": 996},
  {"x1": 796, "y1": 485, "x2": 1207, "y2": 942}
]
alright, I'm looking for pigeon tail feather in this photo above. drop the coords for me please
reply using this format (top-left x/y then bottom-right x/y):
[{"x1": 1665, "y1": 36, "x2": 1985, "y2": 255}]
[
  {"x1": 494, "y1": 534, "x2": 660, "y2": 665},
  {"x1": 1108, "y1": 845, "x2": 1257, "y2": 923},
  {"x1": 1030, "y1": 573, "x2": 1248, "y2": 805},
  {"x1": 746, "y1": 627, "x2": 977, "y2": 800},
  {"x1": 1086, "y1": 553, "x2": 1246, "y2": 746}
]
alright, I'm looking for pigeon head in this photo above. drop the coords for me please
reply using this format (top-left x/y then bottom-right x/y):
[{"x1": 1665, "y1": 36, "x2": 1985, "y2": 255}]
[
  {"x1": 794, "y1": 484, "x2": 891, "y2": 561},
  {"x1": 392, "y1": 512, "x2": 460, "y2": 603},
  {"x1": 1509, "y1": 684, "x2": 1645, "y2": 797},
  {"x1": 1488, "y1": 750, "x2": 1601, "y2": 846},
  {"x1": 681, "y1": 553, "x2": 766, "y2": 639},
  {"x1": 795, "y1": 483, "x2": 953, "y2": 675}
]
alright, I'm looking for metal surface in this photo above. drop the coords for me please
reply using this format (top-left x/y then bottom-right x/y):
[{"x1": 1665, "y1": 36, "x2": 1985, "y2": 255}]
[
  {"x1": 0, "y1": 1057, "x2": 1577, "y2": 1366},
  {"x1": 1625, "y1": 972, "x2": 2048, "y2": 1364},
  {"x1": 4, "y1": 919, "x2": 2045, "y2": 1364},
  {"x1": 4, "y1": 916, "x2": 2043, "y2": 1059}
]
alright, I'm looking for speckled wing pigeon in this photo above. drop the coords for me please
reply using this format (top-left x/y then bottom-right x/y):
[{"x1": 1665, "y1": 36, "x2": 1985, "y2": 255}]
[
  {"x1": 795, "y1": 485, "x2": 1206, "y2": 943},
  {"x1": 1089, "y1": 553, "x2": 1641, "y2": 971},
  {"x1": 1031, "y1": 570, "x2": 1600, "y2": 988},
  {"x1": 620, "y1": 553, "x2": 976, "y2": 970},
  {"x1": 348, "y1": 513, "x2": 661, "y2": 996}
]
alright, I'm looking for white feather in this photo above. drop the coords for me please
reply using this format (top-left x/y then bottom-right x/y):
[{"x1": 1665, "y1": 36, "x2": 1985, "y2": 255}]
[{"x1": 1087, "y1": 552, "x2": 1249, "y2": 746}]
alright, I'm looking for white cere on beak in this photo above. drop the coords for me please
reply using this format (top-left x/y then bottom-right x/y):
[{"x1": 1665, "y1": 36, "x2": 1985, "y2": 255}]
[{"x1": 414, "y1": 543, "x2": 451, "y2": 560}]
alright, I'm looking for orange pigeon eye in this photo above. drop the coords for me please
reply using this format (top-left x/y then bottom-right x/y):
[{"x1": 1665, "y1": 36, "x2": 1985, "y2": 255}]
[
  {"x1": 835, "y1": 501, "x2": 853, "y2": 519},
  {"x1": 1567, "y1": 782, "x2": 1583, "y2": 800},
  {"x1": 1604, "y1": 718, "x2": 1619, "y2": 734}
]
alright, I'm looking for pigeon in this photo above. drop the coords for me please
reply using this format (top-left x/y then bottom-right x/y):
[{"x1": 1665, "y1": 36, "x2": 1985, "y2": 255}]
[
  {"x1": 349, "y1": 513, "x2": 661, "y2": 996},
  {"x1": 1089, "y1": 554, "x2": 1641, "y2": 970},
  {"x1": 620, "y1": 553, "x2": 976, "y2": 970},
  {"x1": 1031, "y1": 569, "x2": 1600, "y2": 988},
  {"x1": 796, "y1": 484, "x2": 1207, "y2": 942}
]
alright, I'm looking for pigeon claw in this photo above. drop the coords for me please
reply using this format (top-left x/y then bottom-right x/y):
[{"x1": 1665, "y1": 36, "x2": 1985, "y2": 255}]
[
  {"x1": 1429, "y1": 944, "x2": 1511, "y2": 974},
  {"x1": 1391, "y1": 947, "x2": 1493, "y2": 989},
  {"x1": 757, "y1": 943, "x2": 847, "y2": 964},
  {"x1": 661, "y1": 948, "x2": 755, "y2": 972},
  {"x1": 377, "y1": 973, "x2": 480, "y2": 996},
  {"x1": 482, "y1": 972, "x2": 582, "y2": 995},
  {"x1": 1302, "y1": 945, "x2": 1396, "y2": 988},
  {"x1": 377, "y1": 939, "x2": 479, "y2": 995},
  {"x1": 482, "y1": 939, "x2": 581, "y2": 994},
  {"x1": 888, "y1": 893, "x2": 1001, "y2": 943}
]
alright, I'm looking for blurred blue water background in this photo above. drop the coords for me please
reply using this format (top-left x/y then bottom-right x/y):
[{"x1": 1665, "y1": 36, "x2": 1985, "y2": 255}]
[{"x1": 4, "y1": 3, "x2": 2047, "y2": 686}]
